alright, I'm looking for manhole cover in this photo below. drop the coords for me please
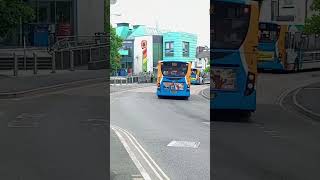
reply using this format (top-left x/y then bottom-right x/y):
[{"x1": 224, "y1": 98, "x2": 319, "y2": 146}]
[{"x1": 167, "y1": 140, "x2": 200, "y2": 148}]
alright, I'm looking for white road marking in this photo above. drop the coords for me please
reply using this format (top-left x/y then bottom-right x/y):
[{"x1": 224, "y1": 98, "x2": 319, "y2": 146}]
[
  {"x1": 116, "y1": 126, "x2": 170, "y2": 180},
  {"x1": 111, "y1": 125, "x2": 170, "y2": 180},
  {"x1": 111, "y1": 126, "x2": 152, "y2": 180},
  {"x1": 202, "y1": 122, "x2": 210, "y2": 125},
  {"x1": 167, "y1": 141, "x2": 200, "y2": 148}
]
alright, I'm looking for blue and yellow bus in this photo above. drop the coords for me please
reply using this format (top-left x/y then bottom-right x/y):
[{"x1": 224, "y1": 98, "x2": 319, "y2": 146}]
[
  {"x1": 211, "y1": 0, "x2": 259, "y2": 116},
  {"x1": 258, "y1": 22, "x2": 320, "y2": 72},
  {"x1": 257, "y1": 22, "x2": 286, "y2": 71},
  {"x1": 191, "y1": 68, "x2": 204, "y2": 85},
  {"x1": 156, "y1": 60, "x2": 192, "y2": 100}
]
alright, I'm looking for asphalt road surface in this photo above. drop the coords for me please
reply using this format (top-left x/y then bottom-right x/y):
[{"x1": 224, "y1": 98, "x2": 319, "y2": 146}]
[
  {"x1": 111, "y1": 84, "x2": 210, "y2": 180},
  {"x1": 0, "y1": 83, "x2": 108, "y2": 180}
]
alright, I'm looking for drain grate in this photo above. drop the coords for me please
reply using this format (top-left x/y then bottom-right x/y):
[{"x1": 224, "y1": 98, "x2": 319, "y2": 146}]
[
  {"x1": 7, "y1": 113, "x2": 45, "y2": 128},
  {"x1": 167, "y1": 140, "x2": 200, "y2": 148}
]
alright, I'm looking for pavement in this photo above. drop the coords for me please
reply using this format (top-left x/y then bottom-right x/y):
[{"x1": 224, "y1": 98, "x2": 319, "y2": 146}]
[{"x1": 295, "y1": 82, "x2": 320, "y2": 116}]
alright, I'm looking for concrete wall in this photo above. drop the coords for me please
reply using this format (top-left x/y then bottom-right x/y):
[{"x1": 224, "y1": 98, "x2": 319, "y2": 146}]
[{"x1": 76, "y1": 0, "x2": 105, "y2": 36}]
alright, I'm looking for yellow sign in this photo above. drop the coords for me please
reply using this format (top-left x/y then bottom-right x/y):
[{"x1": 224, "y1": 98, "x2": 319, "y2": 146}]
[{"x1": 258, "y1": 51, "x2": 274, "y2": 61}]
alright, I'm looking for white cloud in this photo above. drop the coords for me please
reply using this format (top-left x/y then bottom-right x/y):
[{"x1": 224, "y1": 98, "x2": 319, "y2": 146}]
[{"x1": 111, "y1": 0, "x2": 210, "y2": 47}]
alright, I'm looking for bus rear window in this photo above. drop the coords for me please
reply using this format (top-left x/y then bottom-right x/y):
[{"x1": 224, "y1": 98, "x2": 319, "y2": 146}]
[
  {"x1": 259, "y1": 23, "x2": 280, "y2": 42},
  {"x1": 161, "y1": 62, "x2": 188, "y2": 77}
]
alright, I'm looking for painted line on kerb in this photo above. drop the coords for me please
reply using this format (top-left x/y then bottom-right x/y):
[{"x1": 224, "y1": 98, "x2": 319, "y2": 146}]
[
  {"x1": 277, "y1": 78, "x2": 320, "y2": 106},
  {"x1": 111, "y1": 126, "x2": 152, "y2": 180},
  {"x1": 111, "y1": 125, "x2": 170, "y2": 180},
  {"x1": 115, "y1": 125, "x2": 170, "y2": 180},
  {"x1": 293, "y1": 88, "x2": 320, "y2": 118}
]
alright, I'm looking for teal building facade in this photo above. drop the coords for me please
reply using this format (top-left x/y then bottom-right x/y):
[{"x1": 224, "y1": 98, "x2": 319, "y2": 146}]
[
  {"x1": 163, "y1": 32, "x2": 197, "y2": 62},
  {"x1": 115, "y1": 23, "x2": 197, "y2": 74}
]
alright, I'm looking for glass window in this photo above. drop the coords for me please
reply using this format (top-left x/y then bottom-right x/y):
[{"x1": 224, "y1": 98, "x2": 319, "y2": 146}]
[
  {"x1": 212, "y1": 2, "x2": 250, "y2": 49},
  {"x1": 161, "y1": 62, "x2": 188, "y2": 77},
  {"x1": 165, "y1": 41, "x2": 174, "y2": 57},
  {"x1": 182, "y1": 41, "x2": 189, "y2": 57},
  {"x1": 259, "y1": 23, "x2": 280, "y2": 42}
]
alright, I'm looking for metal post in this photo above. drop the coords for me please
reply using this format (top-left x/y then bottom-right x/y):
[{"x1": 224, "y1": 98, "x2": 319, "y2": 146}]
[
  {"x1": 80, "y1": 49, "x2": 83, "y2": 65},
  {"x1": 61, "y1": 51, "x2": 64, "y2": 69},
  {"x1": 89, "y1": 48, "x2": 92, "y2": 63},
  {"x1": 120, "y1": 77, "x2": 122, "y2": 85},
  {"x1": 13, "y1": 53, "x2": 18, "y2": 76},
  {"x1": 23, "y1": 36, "x2": 27, "y2": 70},
  {"x1": 70, "y1": 50, "x2": 74, "y2": 71},
  {"x1": 51, "y1": 52, "x2": 56, "y2": 73},
  {"x1": 33, "y1": 52, "x2": 38, "y2": 74}
]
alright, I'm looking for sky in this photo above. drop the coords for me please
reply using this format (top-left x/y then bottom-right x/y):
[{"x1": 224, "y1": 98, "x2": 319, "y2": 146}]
[{"x1": 111, "y1": 0, "x2": 210, "y2": 47}]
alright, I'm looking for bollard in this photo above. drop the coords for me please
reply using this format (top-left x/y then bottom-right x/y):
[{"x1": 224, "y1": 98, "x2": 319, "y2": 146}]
[
  {"x1": 13, "y1": 52, "x2": 18, "y2": 76},
  {"x1": 51, "y1": 52, "x2": 56, "y2": 73},
  {"x1": 120, "y1": 77, "x2": 122, "y2": 85},
  {"x1": 70, "y1": 50, "x2": 74, "y2": 71},
  {"x1": 33, "y1": 52, "x2": 38, "y2": 74},
  {"x1": 126, "y1": 77, "x2": 128, "y2": 85}
]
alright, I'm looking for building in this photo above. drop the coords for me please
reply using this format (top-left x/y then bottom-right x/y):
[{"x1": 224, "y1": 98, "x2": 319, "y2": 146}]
[
  {"x1": 194, "y1": 46, "x2": 210, "y2": 70},
  {"x1": 163, "y1": 32, "x2": 197, "y2": 62},
  {"x1": 115, "y1": 23, "x2": 198, "y2": 75},
  {"x1": 260, "y1": 0, "x2": 315, "y2": 25},
  {"x1": 1, "y1": 0, "x2": 105, "y2": 47}
]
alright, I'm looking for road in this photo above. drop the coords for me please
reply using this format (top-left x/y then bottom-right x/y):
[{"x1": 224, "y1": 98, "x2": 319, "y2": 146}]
[
  {"x1": 0, "y1": 83, "x2": 108, "y2": 180},
  {"x1": 110, "y1": 84, "x2": 210, "y2": 180},
  {"x1": 213, "y1": 71, "x2": 320, "y2": 180}
]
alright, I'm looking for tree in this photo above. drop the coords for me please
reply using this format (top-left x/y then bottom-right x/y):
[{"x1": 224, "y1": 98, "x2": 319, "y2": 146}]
[
  {"x1": 0, "y1": 0, "x2": 35, "y2": 38},
  {"x1": 305, "y1": 0, "x2": 320, "y2": 34},
  {"x1": 110, "y1": 25, "x2": 123, "y2": 72},
  {"x1": 204, "y1": 66, "x2": 210, "y2": 73}
]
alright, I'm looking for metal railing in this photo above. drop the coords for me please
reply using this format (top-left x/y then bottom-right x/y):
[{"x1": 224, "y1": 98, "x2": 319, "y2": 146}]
[{"x1": 110, "y1": 74, "x2": 154, "y2": 85}]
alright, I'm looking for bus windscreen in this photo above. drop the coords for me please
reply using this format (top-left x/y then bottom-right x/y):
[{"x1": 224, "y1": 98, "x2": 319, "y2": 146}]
[
  {"x1": 161, "y1": 62, "x2": 188, "y2": 77},
  {"x1": 212, "y1": 2, "x2": 250, "y2": 49}
]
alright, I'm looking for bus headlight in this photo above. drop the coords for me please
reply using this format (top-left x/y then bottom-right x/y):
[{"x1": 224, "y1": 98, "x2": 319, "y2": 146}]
[{"x1": 247, "y1": 83, "x2": 253, "y2": 89}]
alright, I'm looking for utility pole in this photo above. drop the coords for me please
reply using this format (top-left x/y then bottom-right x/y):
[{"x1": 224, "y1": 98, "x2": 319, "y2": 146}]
[{"x1": 305, "y1": 0, "x2": 309, "y2": 24}]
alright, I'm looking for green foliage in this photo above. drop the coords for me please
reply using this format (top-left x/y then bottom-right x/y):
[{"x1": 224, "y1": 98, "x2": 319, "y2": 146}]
[
  {"x1": 204, "y1": 66, "x2": 210, "y2": 73},
  {"x1": 0, "y1": 0, "x2": 35, "y2": 37},
  {"x1": 110, "y1": 25, "x2": 123, "y2": 72},
  {"x1": 305, "y1": 0, "x2": 320, "y2": 34}
]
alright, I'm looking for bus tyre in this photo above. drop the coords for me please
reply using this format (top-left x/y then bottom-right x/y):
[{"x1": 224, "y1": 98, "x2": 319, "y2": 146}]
[
  {"x1": 240, "y1": 111, "x2": 251, "y2": 121},
  {"x1": 184, "y1": 96, "x2": 189, "y2": 100},
  {"x1": 158, "y1": 96, "x2": 162, "y2": 99}
]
